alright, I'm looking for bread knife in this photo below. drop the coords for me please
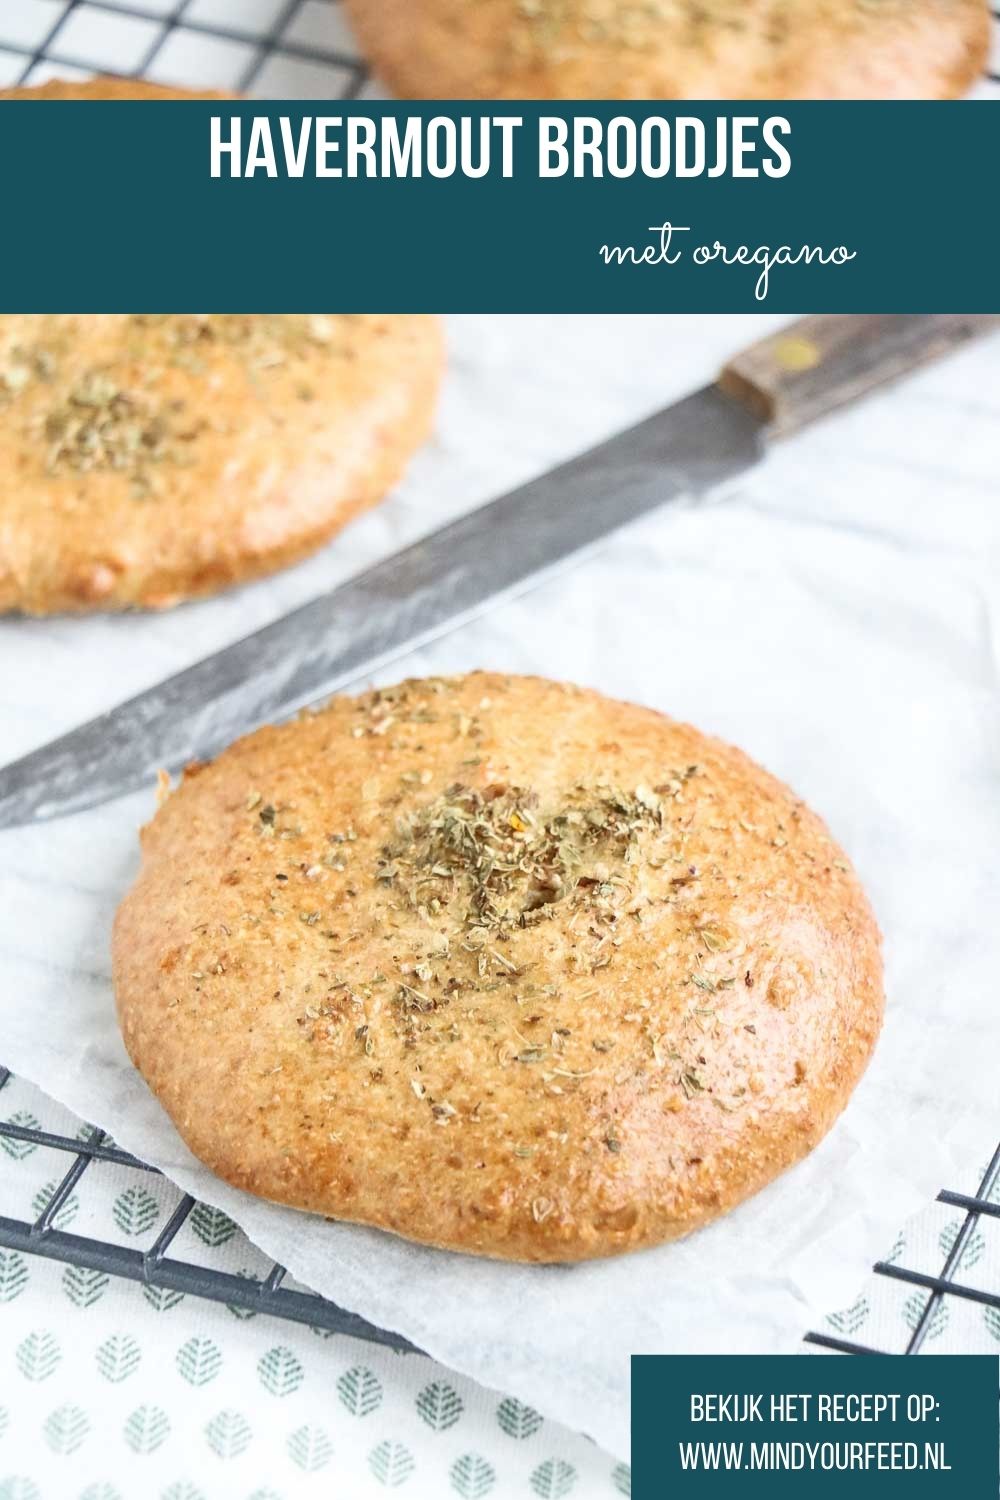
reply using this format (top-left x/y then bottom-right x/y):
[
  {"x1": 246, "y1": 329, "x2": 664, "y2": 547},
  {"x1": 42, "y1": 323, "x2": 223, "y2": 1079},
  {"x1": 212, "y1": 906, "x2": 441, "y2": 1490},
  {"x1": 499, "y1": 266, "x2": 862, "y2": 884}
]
[{"x1": 1, "y1": 313, "x2": 995, "y2": 829}]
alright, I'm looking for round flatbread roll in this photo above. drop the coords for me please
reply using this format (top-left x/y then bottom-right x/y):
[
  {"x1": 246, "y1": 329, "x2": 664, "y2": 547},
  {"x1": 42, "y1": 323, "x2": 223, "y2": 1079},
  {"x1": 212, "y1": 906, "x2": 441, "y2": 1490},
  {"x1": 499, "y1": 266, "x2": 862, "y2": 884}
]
[
  {"x1": 0, "y1": 314, "x2": 443, "y2": 613},
  {"x1": 343, "y1": 0, "x2": 989, "y2": 99},
  {"x1": 114, "y1": 672, "x2": 883, "y2": 1263},
  {"x1": 0, "y1": 77, "x2": 233, "y2": 100}
]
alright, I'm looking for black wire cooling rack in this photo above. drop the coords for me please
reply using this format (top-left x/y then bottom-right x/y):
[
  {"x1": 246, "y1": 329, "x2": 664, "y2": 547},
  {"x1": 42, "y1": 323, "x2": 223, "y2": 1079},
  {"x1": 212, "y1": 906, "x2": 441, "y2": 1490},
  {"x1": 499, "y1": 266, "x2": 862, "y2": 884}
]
[
  {"x1": 0, "y1": 0, "x2": 368, "y2": 99},
  {"x1": 0, "y1": 0, "x2": 998, "y2": 96},
  {"x1": 0, "y1": 1064, "x2": 997, "y2": 1355},
  {"x1": 804, "y1": 1143, "x2": 1000, "y2": 1356},
  {"x1": 0, "y1": 1066, "x2": 417, "y2": 1352}
]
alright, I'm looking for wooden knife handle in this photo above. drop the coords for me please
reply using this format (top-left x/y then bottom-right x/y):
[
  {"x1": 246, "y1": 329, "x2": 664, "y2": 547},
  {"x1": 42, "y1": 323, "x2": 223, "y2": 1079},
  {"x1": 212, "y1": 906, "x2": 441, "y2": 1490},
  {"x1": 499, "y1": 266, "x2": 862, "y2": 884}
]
[{"x1": 719, "y1": 314, "x2": 999, "y2": 436}]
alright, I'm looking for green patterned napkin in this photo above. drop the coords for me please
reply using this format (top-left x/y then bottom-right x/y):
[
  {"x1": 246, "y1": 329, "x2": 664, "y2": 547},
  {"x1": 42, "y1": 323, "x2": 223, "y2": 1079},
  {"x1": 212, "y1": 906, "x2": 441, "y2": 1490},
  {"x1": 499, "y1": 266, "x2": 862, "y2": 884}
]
[{"x1": 0, "y1": 1076, "x2": 629, "y2": 1500}]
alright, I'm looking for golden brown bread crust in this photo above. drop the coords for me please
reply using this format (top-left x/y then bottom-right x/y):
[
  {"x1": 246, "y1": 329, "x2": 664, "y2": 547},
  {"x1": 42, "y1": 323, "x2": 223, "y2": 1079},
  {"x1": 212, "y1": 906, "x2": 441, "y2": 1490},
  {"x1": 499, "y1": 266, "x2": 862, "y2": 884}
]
[
  {"x1": 344, "y1": 0, "x2": 989, "y2": 99},
  {"x1": 0, "y1": 78, "x2": 234, "y2": 100},
  {"x1": 114, "y1": 672, "x2": 884, "y2": 1262},
  {"x1": 0, "y1": 315, "x2": 443, "y2": 614}
]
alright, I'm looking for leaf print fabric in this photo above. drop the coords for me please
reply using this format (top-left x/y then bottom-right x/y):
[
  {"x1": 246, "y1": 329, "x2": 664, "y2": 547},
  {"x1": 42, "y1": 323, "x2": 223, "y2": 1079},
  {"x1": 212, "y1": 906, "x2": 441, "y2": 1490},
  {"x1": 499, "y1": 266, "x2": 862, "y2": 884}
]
[
  {"x1": 189, "y1": 1205, "x2": 237, "y2": 1249},
  {"x1": 0, "y1": 1251, "x2": 29, "y2": 1304},
  {"x1": 176, "y1": 1338, "x2": 222, "y2": 1388},
  {"x1": 369, "y1": 1440, "x2": 416, "y2": 1487},
  {"x1": 64, "y1": 1266, "x2": 109, "y2": 1309},
  {"x1": 416, "y1": 1381, "x2": 463, "y2": 1431},
  {"x1": 15, "y1": 1331, "x2": 60, "y2": 1383},
  {"x1": 258, "y1": 1346, "x2": 304, "y2": 1398},
  {"x1": 530, "y1": 1459, "x2": 577, "y2": 1499},
  {"x1": 97, "y1": 1335, "x2": 142, "y2": 1384},
  {"x1": 123, "y1": 1405, "x2": 170, "y2": 1455},
  {"x1": 204, "y1": 1410, "x2": 253, "y2": 1460},
  {"x1": 338, "y1": 1365, "x2": 383, "y2": 1417},
  {"x1": 0, "y1": 1115, "x2": 40, "y2": 1163},
  {"x1": 287, "y1": 1425, "x2": 333, "y2": 1473},
  {"x1": 31, "y1": 1181, "x2": 78, "y2": 1231},
  {"x1": 0, "y1": 1074, "x2": 996, "y2": 1497},
  {"x1": 497, "y1": 1398, "x2": 544, "y2": 1442},
  {"x1": 451, "y1": 1452, "x2": 496, "y2": 1498},
  {"x1": 111, "y1": 1187, "x2": 160, "y2": 1239}
]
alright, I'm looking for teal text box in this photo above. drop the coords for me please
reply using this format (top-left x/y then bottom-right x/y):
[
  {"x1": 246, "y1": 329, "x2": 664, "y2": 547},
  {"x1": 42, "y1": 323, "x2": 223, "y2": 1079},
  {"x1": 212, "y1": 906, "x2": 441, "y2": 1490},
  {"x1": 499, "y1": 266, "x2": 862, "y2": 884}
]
[
  {"x1": 632, "y1": 1354, "x2": 998, "y2": 1497},
  {"x1": 1, "y1": 102, "x2": 997, "y2": 311}
]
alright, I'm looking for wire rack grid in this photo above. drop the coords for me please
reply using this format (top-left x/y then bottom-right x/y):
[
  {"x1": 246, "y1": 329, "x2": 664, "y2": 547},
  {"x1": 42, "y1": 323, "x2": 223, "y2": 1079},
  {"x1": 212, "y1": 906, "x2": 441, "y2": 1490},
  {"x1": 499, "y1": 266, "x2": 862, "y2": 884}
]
[
  {"x1": 0, "y1": 0, "x2": 368, "y2": 99},
  {"x1": 0, "y1": 0, "x2": 998, "y2": 98},
  {"x1": 0, "y1": 1065, "x2": 998, "y2": 1357},
  {"x1": 0, "y1": 1066, "x2": 417, "y2": 1352}
]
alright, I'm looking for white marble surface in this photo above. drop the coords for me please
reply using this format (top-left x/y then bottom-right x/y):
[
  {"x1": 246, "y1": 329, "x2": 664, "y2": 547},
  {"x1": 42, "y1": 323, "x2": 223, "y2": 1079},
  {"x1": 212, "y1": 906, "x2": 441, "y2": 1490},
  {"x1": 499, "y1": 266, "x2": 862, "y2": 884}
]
[{"x1": 1, "y1": 316, "x2": 999, "y2": 1466}]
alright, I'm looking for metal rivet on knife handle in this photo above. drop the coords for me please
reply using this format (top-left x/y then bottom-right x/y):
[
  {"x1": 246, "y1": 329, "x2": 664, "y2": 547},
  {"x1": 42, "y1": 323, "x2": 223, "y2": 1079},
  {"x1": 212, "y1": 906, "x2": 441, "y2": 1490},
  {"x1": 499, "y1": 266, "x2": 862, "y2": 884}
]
[{"x1": 719, "y1": 313, "x2": 1000, "y2": 437}]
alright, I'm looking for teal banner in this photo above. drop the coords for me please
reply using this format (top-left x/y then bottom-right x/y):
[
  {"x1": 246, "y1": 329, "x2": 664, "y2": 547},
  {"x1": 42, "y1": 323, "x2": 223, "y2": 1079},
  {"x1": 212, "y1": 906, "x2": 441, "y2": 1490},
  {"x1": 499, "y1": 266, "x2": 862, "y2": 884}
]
[
  {"x1": 2, "y1": 102, "x2": 997, "y2": 311},
  {"x1": 632, "y1": 1355, "x2": 998, "y2": 1497}
]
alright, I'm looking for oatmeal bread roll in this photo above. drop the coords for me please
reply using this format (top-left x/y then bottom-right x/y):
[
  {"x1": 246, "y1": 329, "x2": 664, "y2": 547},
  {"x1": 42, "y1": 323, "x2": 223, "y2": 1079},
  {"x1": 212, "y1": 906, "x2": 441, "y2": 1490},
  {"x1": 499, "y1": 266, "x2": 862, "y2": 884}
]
[
  {"x1": 343, "y1": 0, "x2": 989, "y2": 99},
  {"x1": 0, "y1": 314, "x2": 443, "y2": 613},
  {"x1": 114, "y1": 672, "x2": 884, "y2": 1262},
  {"x1": 0, "y1": 78, "x2": 234, "y2": 100}
]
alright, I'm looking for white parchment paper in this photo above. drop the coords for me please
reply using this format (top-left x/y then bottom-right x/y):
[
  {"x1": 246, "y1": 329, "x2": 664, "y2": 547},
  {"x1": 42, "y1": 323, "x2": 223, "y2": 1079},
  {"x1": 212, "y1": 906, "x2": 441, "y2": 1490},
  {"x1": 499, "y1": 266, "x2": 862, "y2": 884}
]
[{"x1": 2, "y1": 316, "x2": 999, "y2": 1461}]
